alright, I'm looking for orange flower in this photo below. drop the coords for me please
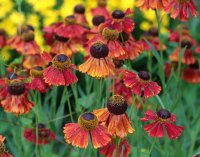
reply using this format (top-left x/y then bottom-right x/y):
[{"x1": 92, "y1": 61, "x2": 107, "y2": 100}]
[
  {"x1": 94, "y1": 95, "x2": 134, "y2": 138},
  {"x1": 23, "y1": 54, "x2": 45, "y2": 69},
  {"x1": 79, "y1": 42, "x2": 115, "y2": 78},
  {"x1": 136, "y1": 0, "x2": 169, "y2": 10},
  {"x1": 183, "y1": 63, "x2": 200, "y2": 83},
  {"x1": 1, "y1": 79, "x2": 34, "y2": 115},
  {"x1": 63, "y1": 112, "x2": 111, "y2": 148}
]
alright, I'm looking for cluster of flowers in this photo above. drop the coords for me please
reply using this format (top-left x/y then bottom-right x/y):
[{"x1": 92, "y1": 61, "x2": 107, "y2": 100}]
[{"x1": 0, "y1": 0, "x2": 198, "y2": 156}]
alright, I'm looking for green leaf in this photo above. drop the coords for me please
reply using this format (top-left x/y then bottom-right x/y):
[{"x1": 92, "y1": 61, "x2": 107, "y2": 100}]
[{"x1": 78, "y1": 92, "x2": 97, "y2": 109}]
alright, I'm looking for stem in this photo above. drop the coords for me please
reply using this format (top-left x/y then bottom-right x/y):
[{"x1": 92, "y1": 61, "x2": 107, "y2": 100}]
[
  {"x1": 155, "y1": 95, "x2": 165, "y2": 109},
  {"x1": 44, "y1": 113, "x2": 75, "y2": 124},
  {"x1": 66, "y1": 88, "x2": 74, "y2": 122},
  {"x1": 148, "y1": 138, "x2": 156, "y2": 157}
]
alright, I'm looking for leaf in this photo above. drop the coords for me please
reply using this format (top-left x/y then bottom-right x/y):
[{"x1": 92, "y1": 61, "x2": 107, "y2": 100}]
[
  {"x1": 131, "y1": 147, "x2": 149, "y2": 157},
  {"x1": 78, "y1": 92, "x2": 97, "y2": 109}
]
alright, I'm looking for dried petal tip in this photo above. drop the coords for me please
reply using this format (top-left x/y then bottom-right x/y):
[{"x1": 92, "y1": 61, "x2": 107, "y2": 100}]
[
  {"x1": 74, "y1": 4, "x2": 85, "y2": 14},
  {"x1": 52, "y1": 54, "x2": 71, "y2": 69},
  {"x1": 157, "y1": 109, "x2": 171, "y2": 119},
  {"x1": 112, "y1": 10, "x2": 125, "y2": 19},
  {"x1": 92, "y1": 15, "x2": 105, "y2": 26},
  {"x1": 107, "y1": 95, "x2": 128, "y2": 115},
  {"x1": 138, "y1": 71, "x2": 150, "y2": 80},
  {"x1": 8, "y1": 79, "x2": 25, "y2": 95},
  {"x1": 90, "y1": 43, "x2": 109, "y2": 58},
  {"x1": 78, "y1": 112, "x2": 98, "y2": 131}
]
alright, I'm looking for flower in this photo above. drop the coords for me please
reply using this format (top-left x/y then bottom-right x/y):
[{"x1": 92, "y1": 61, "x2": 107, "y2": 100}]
[
  {"x1": 23, "y1": 54, "x2": 45, "y2": 69},
  {"x1": 124, "y1": 71, "x2": 161, "y2": 98},
  {"x1": 0, "y1": 29, "x2": 7, "y2": 48},
  {"x1": 63, "y1": 112, "x2": 111, "y2": 148},
  {"x1": 51, "y1": 35, "x2": 81, "y2": 57},
  {"x1": 135, "y1": 0, "x2": 169, "y2": 10},
  {"x1": 55, "y1": 15, "x2": 87, "y2": 38},
  {"x1": 141, "y1": 109, "x2": 184, "y2": 139},
  {"x1": 165, "y1": 0, "x2": 198, "y2": 21},
  {"x1": 24, "y1": 123, "x2": 56, "y2": 145},
  {"x1": 79, "y1": 42, "x2": 115, "y2": 78},
  {"x1": 94, "y1": 95, "x2": 134, "y2": 138},
  {"x1": 91, "y1": 0, "x2": 111, "y2": 19},
  {"x1": 42, "y1": 52, "x2": 78, "y2": 86},
  {"x1": 183, "y1": 63, "x2": 200, "y2": 83},
  {"x1": 74, "y1": 4, "x2": 88, "y2": 26},
  {"x1": 100, "y1": 138, "x2": 131, "y2": 157},
  {"x1": 29, "y1": 66, "x2": 49, "y2": 93},
  {"x1": 164, "y1": 62, "x2": 178, "y2": 78},
  {"x1": 1, "y1": 78, "x2": 34, "y2": 115},
  {"x1": 105, "y1": 9, "x2": 134, "y2": 34},
  {"x1": 0, "y1": 135, "x2": 13, "y2": 157}
]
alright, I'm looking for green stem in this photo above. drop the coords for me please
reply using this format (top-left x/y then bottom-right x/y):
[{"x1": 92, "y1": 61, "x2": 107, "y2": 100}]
[
  {"x1": 155, "y1": 95, "x2": 165, "y2": 109},
  {"x1": 66, "y1": 88, "x2": 74, "y2": 122},
  {"x1": 148, "y1": 139, "x2": 156, "y2": 157}
]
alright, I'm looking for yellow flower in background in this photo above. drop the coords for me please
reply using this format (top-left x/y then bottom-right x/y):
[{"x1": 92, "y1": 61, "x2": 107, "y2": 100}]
[
  {"x1": 140, "y1": 10, "x2": 169, "y2": 33},
  {"x1": 26, "y1": 14, "x2": 40, "y2": 29},
  {"x1": 42, "y1": 10, "x2": 59, "y2": 26},
  {"x1": 27, "y1": 0, "x2": 56, "y2": 12},
  {"x1": 0, "y1": 47, "x2": 12, "y2": 63},
  {"x1": 0, "y1": 0, "x2": 13, "y2": 19},
  {"x1": 107, "y1": 0, "x2": 135, "y2": 10}
]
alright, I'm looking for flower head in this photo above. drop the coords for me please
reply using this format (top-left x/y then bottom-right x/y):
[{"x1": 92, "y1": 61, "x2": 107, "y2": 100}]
[
  {"x1": 79, "y1": 42, "x2": 115, "y2": 78},
  {"x1": 63, "y1": 112, "x2": 111, "y2": 148},
  {"x1": 0, "y1": 135, "x2": 13, "y2": 157},
  {"x1": 94, "y1": 95, "x2": 134, "y2": 138},
  {"x1": 42, "y1": 52, "x2": 78, "y2": 86},
  {"x1": 135, "y1": 0, "x2": 169, "y2": 10},
  {"x1": 141, "y1": 109, "x2": 184, "y2": 139},
  {"x1": 183, "y1": 62, "x2": 200, "y2": 83},
  {"x1": 24, "y1": 123, "x2": 56, "y2": 145},
  {"x1": 124, "y1": 71, "x2": 161, "y2": 98},
  {"x1": 165, "y1": 0, "x2": 198, "y2": 21}
]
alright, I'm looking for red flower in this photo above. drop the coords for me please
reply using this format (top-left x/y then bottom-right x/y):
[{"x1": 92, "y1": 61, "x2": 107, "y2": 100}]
[
  {"x1": 91, "y1": 0, "x2": 111, "y2": 19},
  {"x1": 88, "y1": 27, "x2": 127, "y2": 59},
  {"x1": 1, "y1": 79, "x2": 34, "y2": 115},
  {"x1": 135, "y1": 0, "x2": 169, "y2": 10},
  {"x1": 24, "y1": 124, "x2": 56, "y2": 145},
  {"x1": 141, "y1": 109, "x2": 184, "y2": 139},
  {"x1": 79, "y1": 42, "x2": 115, "y2": 78},
  {"x1": 51, "y1": 35, "x2": 81, "y2": 57},
  {"x1": 165, "y1": 0, "x2": 198, "y2": 21},
  {"x1": 23, "y1": 54, "x2": 45, "y2": 69},
  {"x1": 102, "y1": 9, "x2": 134, "y2": 34},
  {"x1": 42, "y1": 52, "x2": 78, "y2": 86},
  {"x1": 94, "y1": 95, "x2": 134, "y2": 138},
  {"x1": 164, "y1": 62, "x2": 178, "y2": 78},
  {"x1": 124, "y1": 71, "x2": 161, "y2": 98},
  {"x1": 0, "y1": 29, "x2": 7, "y2": 48},
  {"x1": 183, "y1": 63, "x2": 200, "y2": 83},
  {"x1": 63, "y1": 112, "x2": 111, "y2": 148},
  {"x1": 100, "y1": 139, "x2": 131, "y2": 157},
  {"x1": 43, "y1": 22, "x2": 62, "y2": 46},
  {"x1": 55, "y1": 15, "x2": 87, "y2": 38},
  {"x1": 29, "y1": 66, "x2": 49, "y2": 93},
  {"x1": 74, "y1": 4, "x2": 88, "y2": 26}
]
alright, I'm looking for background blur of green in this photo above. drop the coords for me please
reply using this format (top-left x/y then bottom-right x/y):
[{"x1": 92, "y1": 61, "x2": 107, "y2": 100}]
[{"x1": 0, "y1": 0, "x2": 200, "y2": 157}]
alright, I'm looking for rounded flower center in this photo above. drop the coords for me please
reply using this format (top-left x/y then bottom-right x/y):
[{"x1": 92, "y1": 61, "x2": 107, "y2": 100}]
[
  {"x1": 92, "y1": 15, "x2": 105, "y2": 26},
  {"x1": 98, "y1": 0, "x2": 107, "y2": 7},
  {"x1": 0, "y1": 29, "x2": 6, "y2": 36},
  {"x1": 113, "y1": 59, "x2": 124, "y2": 68},
  {"x1": 74, "y1": 4, "x2": 85, "y2": 14},
  {"x1": 112, "y1": 10, "x2": 125, "y2": 19},
  {"x1": 38, "y1": 123, "x2": 46, "y2": 129},
  {"x1": 181, "y1": 39, "x2": 192, "y2": 48},
  {"x1": 8, "y1": 79, "x2": 25, "y2": 95},
  {"x1": 18, "y1": 25, "x2": 34, "y2": 35},
  {"x1": 107, "y1": 95, "x2": 128, "y2": 115},
  {"x1": 138, "y1": 71, "x2": 150, "y2": 80},
  {"x1": 21, "y1": 30, "x2": 34, "y2": 42},
  {"x1": 54, "y1": 34, "x2": 69, "y2": 42},
  {"x1": 78, "y1": 112, "x2": 98, "y2": 131},
  {"x1": 30, "y1": 66, "x2": 43, "y2": 78},
  {"x1": 7, "y1": 73, "x2": 18, "y2": 80},
  {"x1": 148, "y1": 27, "x2": 158, "y2": 37},
  {"x1": 64, "y1": 15, "x2": 76, "y2": 25},
  {"x1": 90, "y1": 43, "x2": 109, "y2": 59},
  {"x1": 157, "y1": 109, "x2": 171, "y2": 119},
  {"x1": 102, "y1": 27, "x2": 119, "y2": 41},
  {"x1": 52, "y1": 54, "x2": 71, "y2": 70}
]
